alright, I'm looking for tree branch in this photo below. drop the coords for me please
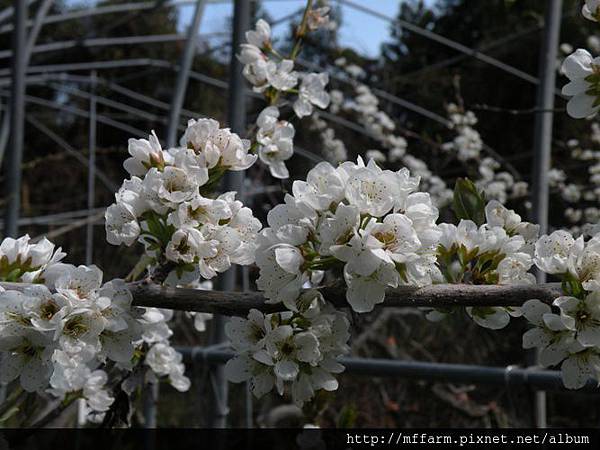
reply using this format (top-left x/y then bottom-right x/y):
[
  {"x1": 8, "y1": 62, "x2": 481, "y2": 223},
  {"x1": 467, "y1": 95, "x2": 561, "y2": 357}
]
[{"x1": 0, "y1": 281, "x2": 563, "y2": 316}]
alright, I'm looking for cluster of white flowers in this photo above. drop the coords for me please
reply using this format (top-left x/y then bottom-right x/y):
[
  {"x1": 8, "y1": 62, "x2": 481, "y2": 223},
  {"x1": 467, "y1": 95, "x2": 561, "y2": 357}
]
[
  {"x1": 442, "y1": 103, "x2": 483, "y2": 161},
  {"x1": 0, "y1": 238, "x2": 131, "y2": 420},
  {"x1": 442, "y1": 104, "x2": 529, "y2": 205},
  {"x1": 254, "y1": 157, "x2": 442, "y2": 313},
  {"x1": 308, "y1": 111, "x2": 348, "y2": 164},
  {"x1": 225, "y1": 156, "x2": 442, "y2": 404},
  {"x1": 430, "y1": 201, "x2": 539, "y2": 329},
  {"x1": 0, "y1": 235, "x2": 195, "y2": 422},
  {"x1": 331, "y1": 61, "x2": 453, "y2": 207},
  {"x1": 239, "y1": 17, "x2": 331, "y2": 178},
  {"x1": 0, "y1": 234, "x2": 65, "y2": 283},
  {"x1": 553, "y1": 135, "x2": 600, "y2": 233},
  {"x1": 256, "y1": 106, "x2": 296, "y2": 179},
  {"x1": 239, "y1": 20, "x2": 296, "y2": 93},
  {"x1": 476, "y1": 157, "x2": 528, "y2": 205},
  {"x1": 105, "y1": 122, "x2": 261, "y2": 285},
  {"x1": 522, "y1": 230, "x2": 600, "y2": 388},
  {"x1": 0, "y1": 236, "x2": 197, "y2": 421},
  {"x1": 329, "y1": 62, "x2": 530, "y2": 209},
  {"x1": 225, "y1": 291, "x2": 349, "y2": 406}
]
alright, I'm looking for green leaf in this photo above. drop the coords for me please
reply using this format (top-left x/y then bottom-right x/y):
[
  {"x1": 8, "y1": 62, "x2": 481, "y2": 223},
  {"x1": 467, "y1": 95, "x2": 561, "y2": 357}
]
[
  {"x1": 337, "y1": 404, "x2": 358, "y2": 428},
  {"x1": 0, "y1": 406, "x2": 20, "y2": 423},
  {"x1": 452, "y1": 178, "x2": 486, "y2": 225}
]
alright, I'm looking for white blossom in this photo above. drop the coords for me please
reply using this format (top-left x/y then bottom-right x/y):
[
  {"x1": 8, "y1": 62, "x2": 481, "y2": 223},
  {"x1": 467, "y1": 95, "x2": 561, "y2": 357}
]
[
  {"x1": 245, "y1": 19, "x2": 271, "y2": 48},
  {"x1": 555, "y1": 293, "x2": 600, "y2": 346},
  {"x1": 256, "y1": 106, "x2": 295, "y2": 179},
  {"x1": 534, "y1": 230, "x2": 578, "y2": 275},
  {"x1": 294, "y1": 73, "x2": 330, "y2": 118},
  {"x1": 123, "y1": 131, "x2": 167, "y2": 176},
  {"x1": 561, "y1": 49, "x2": 600, "y2": 118},
  {"x1": 165, "y1": 227, "x2": 217, "y2": 264},
  {"x1": 583, "y1": 0, "x2": 600, "y2": 21},
  {"x1": 306, "y1": 7, "x2": 331, "y2": 31}
]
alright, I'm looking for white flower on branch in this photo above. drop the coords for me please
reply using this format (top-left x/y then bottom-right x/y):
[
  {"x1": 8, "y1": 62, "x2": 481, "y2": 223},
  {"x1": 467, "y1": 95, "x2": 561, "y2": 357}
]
[
  {"x1": 105, "y1": 203, "x2": 141, "y2": 246},
  {"x1": 306, "y1": 7, "x2": 331, "y2": 31},
  {"x1": 0, "y1": 235, "x2": 65, "y2": 283},
  {"x1": 144, "y1": 166, "x2": 202, "y2": 207},
  {"x1": 555, "y1": 293, "x2": 600, "y2": 347},
  {"x1": 124, "y1": 131, "x2": 168, "y2": 176},
  {"x1": 294, "y1": 73, "x2": 331, "y2": 118},
  {"x1": 561, "y1": 49, "x2": 600, "y2": 118},
  {"x1": 583, "y1": 0, "x2": 600, "y2": 22},
  {"x1": 166, "y1": 194, "x2": 230, "y2": 229},
  {"x1": 256, "y1": 225, "x2": 309, "y2": 308},
  {"x1": 257, "y1": 106, "x2": 295, "y2": 179},
  {"x1": 292, "y1": 161, "x2": 346, "y2": 212},
  {"x1": 267, "y1": 60, "x2": 299, "y2": 91},
  {"x1": 343, "y1": 263, "x2": 399, "y2": 313},
  {"x1": 245, "y1": 19, "x2": 271, "y2": 49},
  {"x1": 225, "y1": 293, "x2": 349, "y2": 406},
  {"x1": 165, "y1": 227, "x2": 217, "y2": 265},
  {"x1": 180, "y1": 118, "x2": 256, "y2": 171},
  {"x1": 145, "y1": 342, "x2": 190, "y2": 392},
  {"x1": 0, "y1": 328, "x2": 54, "y2": 392},
  {"x1": 50, "y1": 351, "x2": 114, "y2": 413},
  {"x1": 485, "y1": 200, "x2": 539, "y2": 254},
  {"x1": 522, "y1": 299, "x2": 575, "y2": 365},
  {"x1": 534, "y1": 230, "x2": 578, "y2": 275}
]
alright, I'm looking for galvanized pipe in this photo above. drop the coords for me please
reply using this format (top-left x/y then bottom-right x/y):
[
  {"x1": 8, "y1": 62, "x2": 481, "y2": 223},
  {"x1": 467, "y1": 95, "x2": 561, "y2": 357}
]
[
  {"x1": 209, "y1": 0, "x2": 249, "y2": 429},
  {"x1": 529, "y1": 0, "x2": 562, "y2": 429},
  {"x1": 178, "y1": 347, "x2": 600, "y2": 394},
  {"x1": 85, "y1": 71, "x2": 97, "y2": 266},
  {"x1": 166, "y1": 0, "x2": 206, "y2": 147},
  {"x1": 3, "y1": 0, "x2": 27, "y2": 238}
]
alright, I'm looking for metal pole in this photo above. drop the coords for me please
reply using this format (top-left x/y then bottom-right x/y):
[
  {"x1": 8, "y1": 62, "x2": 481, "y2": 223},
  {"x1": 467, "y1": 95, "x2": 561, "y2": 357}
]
[
  {"x1": 24, "y1": 0, "x2": 53, "y2": 66},
  {"x1": 143, "y1": 382, "x2": 159, "y2": 428},
  {"x1": 0, "y1": 0, "x2": 36, "y2": 26},
  {"x1": 208, "y1": 0, "x2": 249, "y2": 429},
  {"x1": 0, "y1": 0, "x2": 50, "y2": 167},
  {"x1": 166, "y1": 0, "x2": 206, "y2": 147},
  {"x1": 85, "y1": 70, "x2": 96, "y2": 265},
  {"x1": 530, "y1": 0, "x2": 562, "y2": 429},
  {"x1": 178, "y1": 347, "x2": 600, "y2": 394},
  {"x1": 3, "y1": 0, "x2": 27, "y2": 238}
]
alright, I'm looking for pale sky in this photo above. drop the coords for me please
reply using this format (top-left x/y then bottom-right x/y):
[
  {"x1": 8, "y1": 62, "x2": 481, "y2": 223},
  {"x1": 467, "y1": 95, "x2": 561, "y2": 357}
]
[{"x1": 63, "y1": 0, "x2": 405, "y2": 58}]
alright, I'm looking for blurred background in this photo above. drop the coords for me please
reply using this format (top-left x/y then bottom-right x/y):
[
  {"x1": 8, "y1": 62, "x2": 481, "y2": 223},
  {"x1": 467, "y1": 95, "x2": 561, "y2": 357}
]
[{"x1": 0, "y1": 0, "x2": 599, "y2": 427}]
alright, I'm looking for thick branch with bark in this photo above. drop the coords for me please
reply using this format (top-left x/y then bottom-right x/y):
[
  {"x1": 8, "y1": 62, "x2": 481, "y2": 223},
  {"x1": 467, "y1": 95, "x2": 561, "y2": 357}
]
[
  {"x1": 129, "y1": 282, "x2": 563, "y2": 316},
  {"x1": 0, "y1": 281, "x2": 562, "y2": 316}
]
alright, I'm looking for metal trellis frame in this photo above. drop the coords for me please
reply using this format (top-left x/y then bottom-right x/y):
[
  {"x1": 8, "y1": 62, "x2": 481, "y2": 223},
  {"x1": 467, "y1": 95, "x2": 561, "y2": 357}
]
[
  {"x1": 3, "y1": 0, "x2": 27, "y2": 238},
  {"x1": 177, "y1": 347, "x2": 600, "y2": 394},
  {"x1": 208, "y1": 0, "x2": 249, "y2": 429},
  {"x1": 85, "y1": 70, "x2": 97, "y2": 266},
  {"x1": 166, "y1": 0, "x2": 207, "y2": 147},
  {"x1": 339, "y1": 0, "x2": 564, "y2": 97},
  {"x1": 529, "y1": 0, "x2": 563, "y2": 429}
]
